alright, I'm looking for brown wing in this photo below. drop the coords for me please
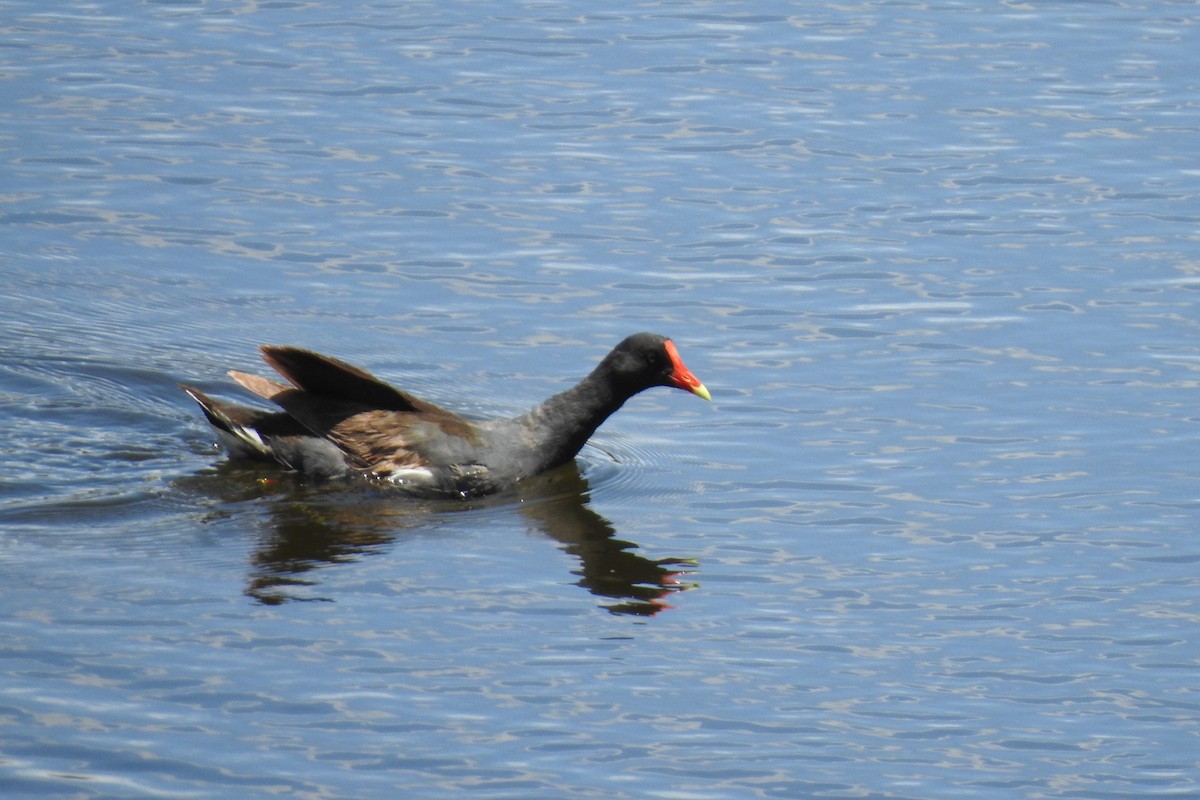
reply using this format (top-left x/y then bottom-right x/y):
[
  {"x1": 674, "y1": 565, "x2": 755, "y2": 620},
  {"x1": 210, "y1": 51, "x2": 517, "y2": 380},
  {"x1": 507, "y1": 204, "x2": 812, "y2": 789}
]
[
  {"x1": 259, "y1": 346, "x2": 454, "y2": 417},
  {"x1": 321, "y1": 409, "x2": 445, "y2": 473},
  {"x1": 228, "y1": 370, "x2": 291, "y2": 402},
  {"x1": 229, "y1": 348, "x2": 482, "y2": 473},
  {"x1": 272, "y1": 398, "x2": 483, "y2": 474}
]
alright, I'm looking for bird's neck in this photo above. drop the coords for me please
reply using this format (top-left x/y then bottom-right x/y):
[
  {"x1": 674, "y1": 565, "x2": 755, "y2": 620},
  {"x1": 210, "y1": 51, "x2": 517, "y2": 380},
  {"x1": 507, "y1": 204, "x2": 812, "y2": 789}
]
[{"x1": 512, "y1": 365, "x2": 631, "y2": 475}]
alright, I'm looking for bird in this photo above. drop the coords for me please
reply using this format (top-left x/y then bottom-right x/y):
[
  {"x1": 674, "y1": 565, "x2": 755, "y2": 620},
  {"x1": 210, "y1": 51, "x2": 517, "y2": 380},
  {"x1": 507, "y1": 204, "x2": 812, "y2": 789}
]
[{"x1": 181, "y1": 332, "x2": 710, "y2": 497}]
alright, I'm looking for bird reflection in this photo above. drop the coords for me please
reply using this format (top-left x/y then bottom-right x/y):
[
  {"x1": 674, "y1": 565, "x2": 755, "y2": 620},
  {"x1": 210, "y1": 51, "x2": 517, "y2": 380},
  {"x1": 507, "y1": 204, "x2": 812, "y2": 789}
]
[
  {"x1": 515, "y1": 466, "x2": 697, "y2": 616},
  {"x1": 180, "y1": 459, "x2": 697, "y2": 615}
]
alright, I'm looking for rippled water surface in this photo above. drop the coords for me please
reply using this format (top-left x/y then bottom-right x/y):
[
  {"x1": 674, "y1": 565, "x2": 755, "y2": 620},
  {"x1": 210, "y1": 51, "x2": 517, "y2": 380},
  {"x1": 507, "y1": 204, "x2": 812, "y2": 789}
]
[{"x1": 3, "y1": 1, "x2": 1199, "y2": 798}]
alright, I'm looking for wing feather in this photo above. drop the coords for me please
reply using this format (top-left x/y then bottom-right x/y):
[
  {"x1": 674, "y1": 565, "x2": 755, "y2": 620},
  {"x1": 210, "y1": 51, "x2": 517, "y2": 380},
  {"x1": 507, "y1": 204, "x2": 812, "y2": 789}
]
[
  {"x1": 260, "y1": 346, "x2": 451, "y2": 416},
  {"x1": 220, "y1": 347, "x2": 483, "y2": 474}
]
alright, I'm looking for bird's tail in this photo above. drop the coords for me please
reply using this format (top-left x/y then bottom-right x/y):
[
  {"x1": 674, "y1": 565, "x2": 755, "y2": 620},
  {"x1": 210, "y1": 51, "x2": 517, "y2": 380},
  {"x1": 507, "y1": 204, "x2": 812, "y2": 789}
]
[{"x1": 180, "y1": 384, "x2": 274, "y2": 460}]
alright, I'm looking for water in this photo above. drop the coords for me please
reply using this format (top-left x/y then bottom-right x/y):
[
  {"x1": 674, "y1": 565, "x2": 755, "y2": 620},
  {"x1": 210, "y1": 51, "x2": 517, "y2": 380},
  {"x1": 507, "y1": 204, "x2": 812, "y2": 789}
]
[{"x1": 3, "y1": 1, "x2": 1199, "y2": 797}]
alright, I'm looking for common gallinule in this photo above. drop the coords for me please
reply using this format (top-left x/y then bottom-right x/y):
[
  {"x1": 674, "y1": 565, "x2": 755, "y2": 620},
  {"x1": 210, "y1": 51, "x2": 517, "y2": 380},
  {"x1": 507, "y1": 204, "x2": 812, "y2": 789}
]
[{"x1": 182, "y1": 332, "x2": 709, "y2": 497}]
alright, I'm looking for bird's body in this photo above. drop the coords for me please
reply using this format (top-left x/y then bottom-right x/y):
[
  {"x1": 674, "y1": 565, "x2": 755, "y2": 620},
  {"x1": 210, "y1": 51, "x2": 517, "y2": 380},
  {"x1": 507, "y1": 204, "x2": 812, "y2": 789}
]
[{"x1": 182, "y1": 333, "x2": 709, "y2": 497}]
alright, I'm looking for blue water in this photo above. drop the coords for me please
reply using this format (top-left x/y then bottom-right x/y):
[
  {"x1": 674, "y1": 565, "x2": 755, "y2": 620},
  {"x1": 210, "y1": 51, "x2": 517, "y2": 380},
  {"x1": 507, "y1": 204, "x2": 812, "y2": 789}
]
[{"x1": 2, "y1": 1, "x2": 1198, "y2": 798}]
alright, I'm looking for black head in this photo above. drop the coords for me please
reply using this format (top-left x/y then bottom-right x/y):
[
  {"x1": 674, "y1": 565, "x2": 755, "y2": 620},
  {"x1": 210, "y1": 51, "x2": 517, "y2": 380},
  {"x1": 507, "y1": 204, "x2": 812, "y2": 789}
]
[{"x1": 604, "y1": 333, "x2": 710, "y2": 400}]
